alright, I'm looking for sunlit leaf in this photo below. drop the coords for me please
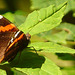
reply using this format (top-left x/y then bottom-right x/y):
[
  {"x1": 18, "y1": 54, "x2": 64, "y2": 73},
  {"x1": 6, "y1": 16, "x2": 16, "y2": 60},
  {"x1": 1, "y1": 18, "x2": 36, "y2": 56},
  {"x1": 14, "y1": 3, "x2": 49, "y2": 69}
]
[
  {"x1": 18, "y1": 2, "x2": 67, "y2": 35},
  {"x1": 38, "y1": 31, "x2": 68, "y2": 44},
  {"x1": 10, "y1": 52, "x2": 62, "y2": 75},
  {"x1": 61, "y1": 67, "x2": 75, "y2": 75},
  {"x1": 3, "y1": 12, "x2": 14, "y2": 22},
  {"x1": 0, "y1": 69, "x2": 6, "y2": 75},
  {"x1": 29, "y1": 42, "x2": 75, "y2": 53}
]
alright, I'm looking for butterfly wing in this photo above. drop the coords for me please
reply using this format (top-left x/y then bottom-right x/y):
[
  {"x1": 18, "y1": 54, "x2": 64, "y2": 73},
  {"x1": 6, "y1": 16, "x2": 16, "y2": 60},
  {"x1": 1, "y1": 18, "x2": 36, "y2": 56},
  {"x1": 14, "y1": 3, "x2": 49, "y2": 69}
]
[
  {"x1": 0, "y1": 15, "x2": 18, "y2": 62},
  {"x1": 0, "y1": 15, "x2": 30, "y2": 63}
]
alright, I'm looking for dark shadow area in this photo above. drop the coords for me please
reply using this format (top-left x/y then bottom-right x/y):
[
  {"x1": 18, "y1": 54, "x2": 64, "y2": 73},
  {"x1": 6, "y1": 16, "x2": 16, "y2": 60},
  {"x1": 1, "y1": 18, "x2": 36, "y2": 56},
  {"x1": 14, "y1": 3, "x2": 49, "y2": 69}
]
[
  {"x1": 62, "y1": 10, "x2": 75, "y2": 24},
  {"x1": 0, "y1": 0, "x2": 31, "y2": 14},
  {"x1": 0, "y1": 50, "x2": 45, "y2": 75},
  {"x1": 0, "y1": 64, "x2": 14, "y2": 75},
  {"x1": 4, "y1": 0, "x2": 31, "y2": 12},
  {"x1": 4, "y1": 0, "x2": 17, "y2": 11},
  {"x1": 9, "y1": 51, "x2": 45, "y2": 68},
  {"x1": 0, "y1": 64, "x2": 27, "y2": 75},
  {"x1": 56, "y1": 53, "x2": 75, "y2": 60},
  {"x1": 0, "y1": 10, "x2": 11, "y2": 14}
]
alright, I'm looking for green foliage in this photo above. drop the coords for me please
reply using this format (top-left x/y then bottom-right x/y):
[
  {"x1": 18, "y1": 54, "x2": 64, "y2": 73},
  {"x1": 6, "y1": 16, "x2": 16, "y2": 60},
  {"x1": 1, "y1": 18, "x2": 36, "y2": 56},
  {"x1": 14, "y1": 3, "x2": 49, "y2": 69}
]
[
  {"x1": 18, "y1": 2, "x2": 66, "y2": 35},
  {"x1": 30, "y1": 0, "x2": 75, "y2": 13},
  {"x1": 30, "y1": 0, "x2": 67, "y2": 9},
  {"x1": 3, "y1": 12, "x2": 14, "y2": 22},
  {"x1": 0, "y1": 69, "x2": 6, "y2": 75},
  {"x1": 0, "y1": 1, "x2": 75, "y2": 75},
  {"x1": 29, "y1": 42, "x2": 75, "y2": 53},
  {"x1": 73, "y1": 12, "x2": 75, "y2": 17},
  {"x1": 57, "y1": 23, "x2": 75, "y2": 41},
  {"x1": 3, "y1": 11, "x2": 26, "y2": 27},
  {"x1": 38, "y1": 31, "x2": 68, "y2": 44},
  {"x1": 61, "y1": 67, "x2": 75, "y2": 75},
  {"x1": 58, "y1": 23, "x2": 75, "y2": 35},
  {"x1": 9, "y1": 51, "x2": 62, "y2": 75}
]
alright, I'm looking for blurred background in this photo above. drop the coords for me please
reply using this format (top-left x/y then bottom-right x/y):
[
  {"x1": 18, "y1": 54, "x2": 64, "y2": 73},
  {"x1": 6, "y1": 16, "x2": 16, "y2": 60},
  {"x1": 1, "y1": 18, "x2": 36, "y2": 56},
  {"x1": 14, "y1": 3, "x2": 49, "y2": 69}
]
[
  {"x1": 0, "y1": 0, "x2": 31, "y2": 13},
  {"x1": 0, "y1": 0, "x2": 75, "y2": 24}
]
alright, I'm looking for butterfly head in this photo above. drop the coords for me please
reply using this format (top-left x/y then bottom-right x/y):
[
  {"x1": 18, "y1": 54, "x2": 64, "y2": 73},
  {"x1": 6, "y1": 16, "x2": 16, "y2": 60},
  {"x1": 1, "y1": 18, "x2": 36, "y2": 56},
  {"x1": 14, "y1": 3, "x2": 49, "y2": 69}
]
[{"x1": 26, "y1": 33, "x2": 31, "y2": 40}]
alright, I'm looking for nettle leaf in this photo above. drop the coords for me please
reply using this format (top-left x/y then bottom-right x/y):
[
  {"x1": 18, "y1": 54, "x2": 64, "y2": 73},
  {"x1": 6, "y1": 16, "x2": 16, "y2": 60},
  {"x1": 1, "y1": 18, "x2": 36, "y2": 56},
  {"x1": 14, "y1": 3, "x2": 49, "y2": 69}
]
[
  {"x1": 18, "y1": 2, "x2": 67, "y2": 35},
  {"x1": 46, "y1": 31, "x2": 68, "y2": 44},
  {"x1": 29, "y1": 42, "x2": 75, "y2": 53},
  {"x1": 61, "y1": 67, "x2": 75, "y2": 75},
  {"x1": 3, "y1": 12, "x2": 14, "y2": 22},
  {"x1": 30, "y1": 0, "x2": 67, "y2": 9},
  {"x1": 10, "y1": 52, "x2": 61, "y2": 75},
  {"x1": 57, "y1": 23, "x2": 75, "y2": 35},
  {"x1": 38, "y1": 31, "x2": 68, "y2": 44},
  {"x1": 57, "y1": 23, "x2": 75, "y2": 41},
  {"x1": 73, "y1": 12, "x2": 75, "y2": 17},
  {"x1": 30, "y1": 0, "x2": 75, "y2": 13},
  {"x1": 3, "y1": 11, "x2": 26, "y2": 27},
  {"x1": 14, "y1": 15, "x2": 26, "y2": 26},
  {"x1": 0, "y1": 69, "x2": 6, "y2": 75},
  {"x1": 11, "y1": 68, "x2": 27, "y2": 75},
  {"x1": 14, "y1": 10, "x2": 26, "y2": 26}
]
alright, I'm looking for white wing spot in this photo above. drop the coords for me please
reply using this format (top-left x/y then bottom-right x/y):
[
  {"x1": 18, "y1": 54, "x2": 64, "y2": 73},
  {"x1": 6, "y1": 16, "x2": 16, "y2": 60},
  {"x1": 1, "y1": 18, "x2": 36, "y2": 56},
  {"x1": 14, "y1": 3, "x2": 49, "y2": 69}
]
[
  {"x1": 0, "y1": 15, "x2": 3, "y2": 19},
  {"x1": 10, "y1": 38, "x2": 14, "y2": 43},
  {"x1": 15, "y1": 31, "x2": 20, "y2": 38}
]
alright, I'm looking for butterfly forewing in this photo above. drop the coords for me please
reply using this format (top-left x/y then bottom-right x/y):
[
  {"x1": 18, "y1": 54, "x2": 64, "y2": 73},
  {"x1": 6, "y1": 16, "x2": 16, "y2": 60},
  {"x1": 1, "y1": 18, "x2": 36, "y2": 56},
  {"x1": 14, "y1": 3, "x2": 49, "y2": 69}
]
[
  {"x1": 0, "y1": 15, "x2": 18, "y2": 62},
  {"x1": 0, "y1": 15, "x2": 30, "y2": 63}
]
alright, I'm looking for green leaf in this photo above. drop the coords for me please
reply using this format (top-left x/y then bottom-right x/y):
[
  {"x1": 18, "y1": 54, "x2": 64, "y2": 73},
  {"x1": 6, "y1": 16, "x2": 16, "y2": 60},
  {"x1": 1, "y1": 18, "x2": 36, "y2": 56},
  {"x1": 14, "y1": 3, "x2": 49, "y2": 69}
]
[
  {"x1": 57, "y1": 23, "x2": 75, "y2": 34},
  {"x1": 61, "y1": 67, "x2": 75, "y2": 75},
  {"x1": 39, "y1": 57, "x2": 62, "y2": 75},
  {"x1": 14, "y1": 10, "x2": 27, "y2": 15},
  {"x1": 11, "y1": 68, "x2": 27, "y2": 75},
  {"x1": 18, "y1": 2, "x2": 67, "y2": 35},
  {"x1": 30, "y1": 0, "x2": 67, "y2": 9},
  {"x1": 3, "y1": 12, "x2": 14, "y2": 22},
  {"x1": 3, "y1": 11, "x2": 26, "y2": 27},
  {"x1": 14, "y1": 15, "x2": 26, "y2": 27},
  {"x1": 38, "y1": 31, "x2": 68, "y2": 44},
  {"x1": 9, "y1": 52, "x2": 62, "y2": 75},
  {"x1": 0, "y1": 69, "x2": 6, "y2": 75},
  {"x1": 73, "y1": 12, "x2": 75, "y2": 17},
  {"x1": 57, "y1": 23, "x2": 75, "y2": 41},
  {"x1": 14, "y1": 10, "x2": 27, "y2": 26},
  {"x1": 30, "y1": 0, "x2": 75, "y2": 13},
  {"x1": 29, "y1": 42, "x2": 75, "y2": 53}
]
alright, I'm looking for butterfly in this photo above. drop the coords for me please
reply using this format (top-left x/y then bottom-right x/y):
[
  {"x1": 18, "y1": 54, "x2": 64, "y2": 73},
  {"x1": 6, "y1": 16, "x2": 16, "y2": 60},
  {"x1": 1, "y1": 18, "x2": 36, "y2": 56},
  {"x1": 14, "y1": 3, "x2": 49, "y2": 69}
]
[{"x1": 0, "y1": 15, "x2": 31, "y2": 63}]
